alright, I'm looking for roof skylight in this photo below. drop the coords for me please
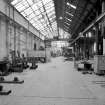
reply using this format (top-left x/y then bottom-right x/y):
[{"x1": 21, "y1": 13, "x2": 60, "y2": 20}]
[{"x1": 11, "y1": 0, "x2": 57, "y2": 39}]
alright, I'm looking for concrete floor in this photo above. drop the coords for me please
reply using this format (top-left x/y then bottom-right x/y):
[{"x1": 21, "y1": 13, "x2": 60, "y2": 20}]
[{"x1": 0, "y1": 57, "x2": 105, "y2": 105}]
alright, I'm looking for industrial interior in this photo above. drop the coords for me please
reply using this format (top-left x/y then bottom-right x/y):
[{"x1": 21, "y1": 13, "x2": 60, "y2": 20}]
[{"x1": 0, "y1": 0, "x2": 105, "y2": 105}]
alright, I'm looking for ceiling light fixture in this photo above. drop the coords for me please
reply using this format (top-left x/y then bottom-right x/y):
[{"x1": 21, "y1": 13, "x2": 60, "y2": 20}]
[
  {"x1": 64, "y1": 26, "x2": 69, "y2": 30},
  {"x1": 64, "y1": 24, "x2": 69, "y2": 27},
  {"x1": 59, "y1": 16, "x2": 63, "y2": 20},
  {"x1": 64, "y1": 22, "x2": 70, "y2": 25},
  {"x1": 64, "y1": 27, "x2": 68, "y2": 30},
  {"x1": 66, "y1": 12, "x2": 74, "y2": 17},
  {"x1": 65, "y1": 17, "x2": 72, "y2": 22},
  {"x1": 64, "y1": 29, "x2": 68, "y2": 32},
  {"x1": 66, "y1": 2, "x2": 76, "y2": 9}
]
